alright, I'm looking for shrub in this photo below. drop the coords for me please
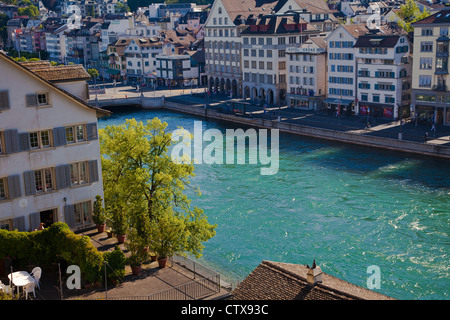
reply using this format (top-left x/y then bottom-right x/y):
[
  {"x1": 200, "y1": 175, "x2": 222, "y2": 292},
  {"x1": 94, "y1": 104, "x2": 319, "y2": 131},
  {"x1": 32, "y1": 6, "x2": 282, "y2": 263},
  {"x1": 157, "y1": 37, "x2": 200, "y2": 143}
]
[
  {"x1": 104, "y1": 246, "x2": 126, "y2": 282},
  {"x1": 0, "y1": 223, "x2": 109, "y2": 283}
]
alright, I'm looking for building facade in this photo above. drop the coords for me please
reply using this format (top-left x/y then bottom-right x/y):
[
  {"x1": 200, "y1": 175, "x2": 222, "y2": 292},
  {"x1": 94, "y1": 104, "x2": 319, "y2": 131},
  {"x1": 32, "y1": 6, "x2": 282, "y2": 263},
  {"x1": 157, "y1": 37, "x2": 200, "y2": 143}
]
[
  {"x1": 0, "y1": 54, "x2": 109, "y2": 232},
  {"x1": 286, "y1": 36, "x2": 327, "y2": 111},
  {"x1": 411, "y1": 11, "x2": 450, "y2": 126},
  {"x1": 354, "y1": 33, "x2": 412, "y2": 120},
  {"x1": 324, "y1": 24, "x2": 369, "y2": 116}
]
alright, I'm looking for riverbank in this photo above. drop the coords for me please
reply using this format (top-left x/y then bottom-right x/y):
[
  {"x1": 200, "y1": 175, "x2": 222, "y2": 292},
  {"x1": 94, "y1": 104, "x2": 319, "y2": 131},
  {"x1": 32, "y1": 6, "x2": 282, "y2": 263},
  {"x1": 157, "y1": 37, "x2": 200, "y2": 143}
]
[{"x1": 162, "y1": 100, "x2": 450, "y2": 160}]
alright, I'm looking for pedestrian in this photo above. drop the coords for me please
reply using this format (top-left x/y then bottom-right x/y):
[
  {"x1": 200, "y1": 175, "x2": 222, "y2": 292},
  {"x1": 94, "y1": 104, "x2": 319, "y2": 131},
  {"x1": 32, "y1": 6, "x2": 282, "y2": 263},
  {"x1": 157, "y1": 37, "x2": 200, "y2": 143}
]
[{"x1": 424, "y1": 132, "x2": 428, "y2": 143}]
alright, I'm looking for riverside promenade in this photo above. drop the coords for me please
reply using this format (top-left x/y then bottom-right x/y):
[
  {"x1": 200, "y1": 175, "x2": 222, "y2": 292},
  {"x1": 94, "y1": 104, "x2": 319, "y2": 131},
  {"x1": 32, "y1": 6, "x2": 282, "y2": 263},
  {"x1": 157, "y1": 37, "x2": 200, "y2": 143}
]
[{"x1": 90, "y1": 84, "x2": 450, "y2": 159}]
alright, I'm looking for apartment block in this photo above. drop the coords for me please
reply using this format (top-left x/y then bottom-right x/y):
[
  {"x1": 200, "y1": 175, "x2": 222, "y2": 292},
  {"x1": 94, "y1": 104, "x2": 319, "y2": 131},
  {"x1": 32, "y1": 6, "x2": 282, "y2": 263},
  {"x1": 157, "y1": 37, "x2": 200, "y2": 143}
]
[
  {"x1": 354, "y1": 33, "x2": 412, "y2": 120},
  {"x1": 411, "y1": 10, "x2": 450, "y2": 126}
]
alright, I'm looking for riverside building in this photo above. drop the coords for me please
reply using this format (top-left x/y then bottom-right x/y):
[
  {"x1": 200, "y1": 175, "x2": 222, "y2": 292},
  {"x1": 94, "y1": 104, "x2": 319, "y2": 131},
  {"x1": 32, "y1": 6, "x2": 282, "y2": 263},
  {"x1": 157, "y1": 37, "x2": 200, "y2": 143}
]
[
  {"x1": 0, "y1": 53, "x2": 110, "y2": 232},
  {"x1": 286, "y1": 36, "x2": 327, "y2": 111},
  {"x1": 354, "y1": 33, "x2": 412, "y2": 120},
  {"x1": 411, "y1": 10, "x2": 450, "y2": 126}
]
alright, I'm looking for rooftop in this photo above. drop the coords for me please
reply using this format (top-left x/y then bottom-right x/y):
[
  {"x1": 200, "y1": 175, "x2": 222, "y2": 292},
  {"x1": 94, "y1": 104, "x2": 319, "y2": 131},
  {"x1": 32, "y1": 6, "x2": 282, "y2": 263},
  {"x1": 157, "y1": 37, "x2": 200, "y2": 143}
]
[
  {"x1": 19, "y1": 61, "x2": 91, "y2": 83},
  {"x1": 231, "y1": 260, "x2": 395, "y2": 300}
]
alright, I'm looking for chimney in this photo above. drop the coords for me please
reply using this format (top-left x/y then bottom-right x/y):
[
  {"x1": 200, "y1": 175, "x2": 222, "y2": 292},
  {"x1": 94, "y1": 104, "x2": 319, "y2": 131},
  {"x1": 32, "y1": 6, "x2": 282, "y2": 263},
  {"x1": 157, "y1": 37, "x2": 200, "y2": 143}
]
[{"x1": 306, "y1": 260, "x2": 323, "y2": 286}]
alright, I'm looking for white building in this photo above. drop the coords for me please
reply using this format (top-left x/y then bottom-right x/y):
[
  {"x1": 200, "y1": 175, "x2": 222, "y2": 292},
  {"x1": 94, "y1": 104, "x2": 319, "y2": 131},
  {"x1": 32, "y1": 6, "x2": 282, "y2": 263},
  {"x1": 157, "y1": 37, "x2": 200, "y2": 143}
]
[
  {"x1": 411, "y1": 10, "x2": 450, "y2": 126},
  {"x1": 156, "y1": 45, "x2": 198, "y2": 86},
  {"x1": 354, "y1": 33, "x2": 412, "y2": 120},
  {"x1": 45, "y1": 24, "x2": 69, "y2": 63},
  {"x1": 286, "y1": 36, "x2": 327, "y2": 111},
  {"x1": 0, "y1": 54, "x2": 110, "y2": 232},
  {"x1": 240, "y1": 14, "x2": 321, "y2": 106},
  {"x1": 324, "y1": 24, "x2": 369, "y2": 116},
  {"x1": 124, "y1": 38, "x2": 163, "y2": 84}
]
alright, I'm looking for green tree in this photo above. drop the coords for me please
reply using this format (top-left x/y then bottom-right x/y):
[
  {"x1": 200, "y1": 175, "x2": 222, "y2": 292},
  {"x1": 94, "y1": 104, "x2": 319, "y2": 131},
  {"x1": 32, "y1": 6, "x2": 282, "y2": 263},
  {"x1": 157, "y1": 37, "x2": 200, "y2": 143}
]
[
  {"x1": 17, "y1": 5, "x2": 40, "y2": 19},
  {"x1": 0, "y1": 13, "x2": 9, "y2": 46},
  {"x1": 87, "y1": 68, "x2": 99, "y2": 80},
  {"x1": 100, "y1": 118, "x2": 216, "y2": 259},
  {"x1": 397, "y1": 0, "x2": 431, "y2": 33}
]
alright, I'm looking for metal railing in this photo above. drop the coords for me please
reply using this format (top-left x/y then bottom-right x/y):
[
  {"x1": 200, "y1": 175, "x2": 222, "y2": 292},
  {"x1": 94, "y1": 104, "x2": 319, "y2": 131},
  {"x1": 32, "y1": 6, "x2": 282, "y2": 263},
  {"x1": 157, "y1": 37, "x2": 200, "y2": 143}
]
[{"x1": 113, "y1": 274, "x2": 221, "y2": 300}]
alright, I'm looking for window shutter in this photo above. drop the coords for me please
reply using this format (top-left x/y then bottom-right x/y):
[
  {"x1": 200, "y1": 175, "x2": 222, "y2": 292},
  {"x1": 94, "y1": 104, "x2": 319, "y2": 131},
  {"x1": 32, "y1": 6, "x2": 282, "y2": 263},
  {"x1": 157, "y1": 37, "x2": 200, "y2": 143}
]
[
  {"x1": 26, "y1": 94, "x2": 38, "y2": 107},
  {"x1": 53, "y1": 127, "x2": 67, "y2": 147},
  {"x1": 87, "y1": 122, "x2": 98, "y2": 141},
  {"x1": 13, "y1": 216, "x2": 26, "y2": 231},
  {"x1": 391, "y1": 85, "x2": 396, "y2": 91},
  {"x1": 56, "y1": 164, "x2": 71, "y2": 189},
  {"x1": 64, "y1": 205, "x2": 76, "y2": 229},
  {"x1": 24, "y1": 170, "x2": 37, "y2": 196},
  {"x1": 29, "y1": 212, "x2": 41, "y2": 231},
  {"x1": 374, "y1": 84, "x2": 379, "y2": 90},
  {"x1": 88, "y1": 160, "x2": 99, "y2": 182},
  {"x1": 19, "y1": 133, "x2": 31, "y2": 151},
  {"x1": 4, "y1": 129, "x2": 19, "y2": 154},
  {"x1": 0, "y1": 90, "x2": 10, "y2": 110},
  {"x1": 7, "y1": 175, "x2": 22, "y2": 199}
]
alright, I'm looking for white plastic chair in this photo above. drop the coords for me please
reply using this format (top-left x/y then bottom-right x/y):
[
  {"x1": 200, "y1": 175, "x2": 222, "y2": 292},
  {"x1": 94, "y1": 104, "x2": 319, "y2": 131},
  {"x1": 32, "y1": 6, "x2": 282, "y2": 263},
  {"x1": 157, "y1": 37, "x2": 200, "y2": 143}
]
[
  {"x1": 0, "y1": 281, "x2": 12, "y2": 294},
  {"x1": 31, "y1": 267, "x2": 42, "y2": 289},
  {"x1": 23, "y1": 282, "x2": 36, "y2": 300}
]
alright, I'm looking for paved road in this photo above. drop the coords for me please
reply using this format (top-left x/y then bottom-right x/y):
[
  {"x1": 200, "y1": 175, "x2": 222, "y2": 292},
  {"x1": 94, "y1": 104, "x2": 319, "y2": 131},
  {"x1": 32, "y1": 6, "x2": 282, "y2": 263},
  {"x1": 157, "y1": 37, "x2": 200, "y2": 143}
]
[{"x1": 92, "y1": 85, "x2": 450, "y2": 147}]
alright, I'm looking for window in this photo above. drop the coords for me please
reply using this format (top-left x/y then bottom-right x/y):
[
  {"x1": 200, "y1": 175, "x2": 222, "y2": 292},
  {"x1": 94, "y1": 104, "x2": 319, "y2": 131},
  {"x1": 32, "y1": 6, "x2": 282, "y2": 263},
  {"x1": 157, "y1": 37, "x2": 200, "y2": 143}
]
[
  {"x1": 266, "y1": 50, "x2": 272, "y2": 58},
  {"x1": 0, "y1": 90, "x2": 10, "y2": 111},
  {"x1": 26, "y1": 92, "x2": 50, "y2": 107},
  {"x1": 66, "y1": 125, "x2": 86, "y2": 144},
  {"x1": 74, "y1": 201, "x2": 92, "y2": 227},
  {"x1": 420, "y1": 57, "x2": 433, "y2": 69},
  {"x1": 29, "y1": 130, "x2": 52, "y2": 149},
  {"x1": 420, "y1": 42, "x2": 433, "y2": 52},
  {"x1": 0, "y1": 178, "x2": 6, "y2": 200},
  {"x1": 421, "y1": 28, "x2": 433, "y2": 36},
  {"x1": 35, "y1": 168, "x2": 54, "y2": 193},
  {"x1": 70, "y1": 162, "x2": 88, "y2": 185},
  {"x1": 267, "y1": 62, "x2": 272, "y2": 70},
  {"x1": 279, "y1": 61, "x2": 286, "y2": 70},
  {"x1": 419, "y1": 75, "x2": 432, "y2": 87},
  {"x1": 278, "y1": 37, "x2": 285, "y2": 45}
]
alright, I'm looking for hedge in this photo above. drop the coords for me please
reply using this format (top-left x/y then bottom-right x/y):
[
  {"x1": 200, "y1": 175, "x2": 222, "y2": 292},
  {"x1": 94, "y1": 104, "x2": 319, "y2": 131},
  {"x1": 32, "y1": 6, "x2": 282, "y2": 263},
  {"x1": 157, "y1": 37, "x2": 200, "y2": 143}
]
[{"x1": 0, "y1": 222, "x2": 120, "y2": 283}]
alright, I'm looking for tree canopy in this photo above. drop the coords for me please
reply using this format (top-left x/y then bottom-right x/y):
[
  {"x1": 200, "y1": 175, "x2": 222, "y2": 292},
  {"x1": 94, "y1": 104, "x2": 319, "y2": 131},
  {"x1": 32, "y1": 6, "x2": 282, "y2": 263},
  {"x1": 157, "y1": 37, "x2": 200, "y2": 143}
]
[
  {"x1": 397, "y1": 0, "x2": 431, "y2": 33},
  {"x1": 100, "y1": 118, "x2": 216, "y2": 259}
]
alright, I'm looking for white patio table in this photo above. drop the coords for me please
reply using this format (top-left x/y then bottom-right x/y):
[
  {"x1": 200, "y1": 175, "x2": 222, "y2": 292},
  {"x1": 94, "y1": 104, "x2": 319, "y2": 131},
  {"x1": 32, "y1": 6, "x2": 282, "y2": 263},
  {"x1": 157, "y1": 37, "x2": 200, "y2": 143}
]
[{"x1": 8, "y1": 271, "x2": 35, "y2": 294}]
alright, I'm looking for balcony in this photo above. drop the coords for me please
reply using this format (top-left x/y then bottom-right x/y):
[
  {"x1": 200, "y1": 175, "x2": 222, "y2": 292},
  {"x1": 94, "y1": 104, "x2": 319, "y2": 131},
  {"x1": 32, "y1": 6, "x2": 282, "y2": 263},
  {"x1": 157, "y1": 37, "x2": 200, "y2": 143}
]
[{"x1": 432, "y1": 84, "x2": 447, "y2": 91}]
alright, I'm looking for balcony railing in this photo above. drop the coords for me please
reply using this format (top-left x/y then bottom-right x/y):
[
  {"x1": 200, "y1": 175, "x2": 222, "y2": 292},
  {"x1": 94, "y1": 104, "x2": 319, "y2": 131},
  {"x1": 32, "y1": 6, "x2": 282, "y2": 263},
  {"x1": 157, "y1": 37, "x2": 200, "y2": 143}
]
[{"x1": 432, "y1": 84, "x2": 447, "y2": 91}]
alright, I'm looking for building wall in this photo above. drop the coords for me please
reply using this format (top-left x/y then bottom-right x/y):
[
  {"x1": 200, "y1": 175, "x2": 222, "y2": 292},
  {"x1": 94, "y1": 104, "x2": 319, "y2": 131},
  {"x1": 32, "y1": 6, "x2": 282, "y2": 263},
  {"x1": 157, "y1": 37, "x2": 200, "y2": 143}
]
[
  {"x1": 0, "y1": 58, "x2": 104, "y2": 232},
  {"x1": 326, "y1": 26, "x2": 358, "y2": 114},
  {"x1": 204, "y1": 0, "x2": 242, "y2": 97},
  {"x1": 411, "y1": 23, "x2": 450, "y2": 125}
]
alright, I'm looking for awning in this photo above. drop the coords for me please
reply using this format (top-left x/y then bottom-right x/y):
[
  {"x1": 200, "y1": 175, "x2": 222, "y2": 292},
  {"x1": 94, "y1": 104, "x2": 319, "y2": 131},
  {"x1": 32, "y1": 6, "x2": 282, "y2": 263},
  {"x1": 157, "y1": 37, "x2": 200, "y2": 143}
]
[
  {"x1": 107, "y1": 69, "x2": 120, "y2": 75},
  {"x1": 323, "y1": 98, "x2": 354, "y2": 105}
]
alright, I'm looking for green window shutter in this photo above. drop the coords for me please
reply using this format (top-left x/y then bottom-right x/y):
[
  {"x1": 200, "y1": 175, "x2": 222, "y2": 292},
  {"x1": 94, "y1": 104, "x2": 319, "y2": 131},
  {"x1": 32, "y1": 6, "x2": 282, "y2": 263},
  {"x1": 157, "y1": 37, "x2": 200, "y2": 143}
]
[
  {"x1": 29, "y1": 212, "x2": 41, "y2": 231},
  {"x1": 4, "y1": 129, "x2": 19, "y2": 154},
  {"x1": 64, "y1": 205, "x2": 76, "y2": 229},
  {"x1": 24, "y1": 170, "x2": 37, "y2": 196},
  {"x1": 13, "y1": 216, "x2": 26, "y2": 231},
  {"x1": 19, "y1": 133, "x2": 31, "y2": 151},
  {"x1": 55, "y1": 164, "x2": 71, "y2": 189},
  {"x1": 26, "y1": 94, "x2": 38, "y2": 107},
  {"x1": 88, "y1": 160, "x2": 99, "y2": 182},
  {"x1": 7, "y1": 175, "x2": 22, "y2": 199},
  {"x1": 53, "y1": 127, "x2": 67, "y2": 147},
  {"x1": 0, "y1": 90, "x2": 10, "y2": 110},
  {"x1": 87, "y1": 123, "x2": 98, "y2": 141}
]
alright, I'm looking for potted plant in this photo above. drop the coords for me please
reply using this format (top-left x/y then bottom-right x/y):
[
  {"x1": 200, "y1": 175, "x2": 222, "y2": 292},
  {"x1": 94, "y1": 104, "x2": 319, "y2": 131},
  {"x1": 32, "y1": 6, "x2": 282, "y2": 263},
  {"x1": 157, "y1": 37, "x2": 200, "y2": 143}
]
[
  {"x1": 106, "y1": 227, "x2": 113, "y2": 238},
  {"x1": 93, "y1": 195, "x2": 107, "y2": 233},
  {"x1": 111, "y1": 207, "x2": 127, "y2": 244},
  {"x1": 125, "y1": 229, "x2": 148, "y2": 276}
]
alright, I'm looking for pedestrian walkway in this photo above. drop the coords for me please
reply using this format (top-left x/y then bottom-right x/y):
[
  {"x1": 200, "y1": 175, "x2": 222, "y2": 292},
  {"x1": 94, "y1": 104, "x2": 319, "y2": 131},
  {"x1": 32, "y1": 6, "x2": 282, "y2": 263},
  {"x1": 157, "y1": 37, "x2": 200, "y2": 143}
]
[{"x1": 165, "y1": 94, "x2": 450, "y2": 147}]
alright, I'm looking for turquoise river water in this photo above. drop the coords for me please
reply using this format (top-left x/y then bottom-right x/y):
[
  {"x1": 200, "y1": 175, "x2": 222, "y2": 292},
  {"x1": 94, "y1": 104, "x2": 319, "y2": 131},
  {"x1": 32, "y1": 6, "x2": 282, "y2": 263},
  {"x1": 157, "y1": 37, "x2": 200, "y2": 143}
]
[{"x1": 99, "y1": 108, "x2": 449, "y2": 300}]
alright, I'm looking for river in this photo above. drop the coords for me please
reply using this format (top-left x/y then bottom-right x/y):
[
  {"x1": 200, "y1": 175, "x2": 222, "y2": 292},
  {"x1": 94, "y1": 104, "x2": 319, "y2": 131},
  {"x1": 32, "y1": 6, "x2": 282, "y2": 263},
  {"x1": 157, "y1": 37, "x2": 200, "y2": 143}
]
[{"x1": 99, "y1": 107, "x2": 449, "y2": 300}]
